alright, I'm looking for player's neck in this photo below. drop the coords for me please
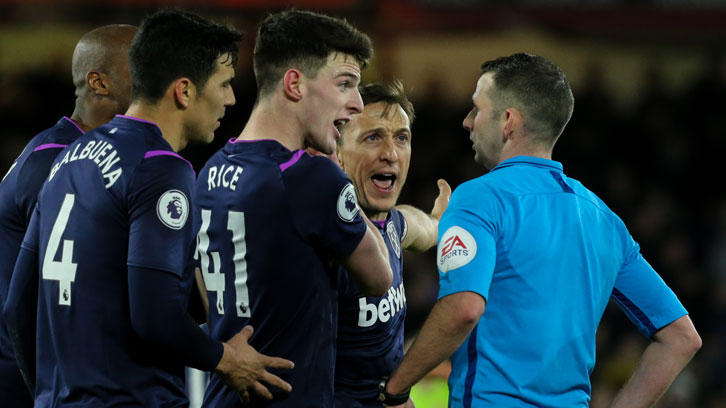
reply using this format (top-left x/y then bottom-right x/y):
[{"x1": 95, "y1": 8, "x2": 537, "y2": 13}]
[
  {"x1": 124, "y1": 102, "x2": 185, "y2": 152},
  {"x1": 70, "y1": 100, "x2": 109, "y2": 133},
  {"x1": 365, "y1": 209, "x2": 389, "y2": 224},
  {"x1": 237, "y1": 98, "x2": 304, "y2": 152}
]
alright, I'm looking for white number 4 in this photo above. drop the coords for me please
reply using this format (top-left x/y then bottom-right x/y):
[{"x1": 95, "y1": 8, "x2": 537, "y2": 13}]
[{"x1": 42, "y1": 193, "x2": 78, "y2": 306}]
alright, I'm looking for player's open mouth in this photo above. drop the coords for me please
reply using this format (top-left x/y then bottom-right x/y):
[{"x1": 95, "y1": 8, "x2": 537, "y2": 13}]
[
  {"x1": 371, "y1": 173, "x2": 397, "y2": 192},
  {"x1": 333, "y1": 119, "x2": 349, "y2": 138}
]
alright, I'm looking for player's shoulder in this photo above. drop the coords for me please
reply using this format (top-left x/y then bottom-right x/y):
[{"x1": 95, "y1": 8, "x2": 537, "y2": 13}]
[
  {"x1": 36, "y1": 117, "x2": 83, "y2": 142},
  {"x1": 387, "y1": 207, "x2": 407, "y2": 245},
  {"x1": 280, "y1": 150, "x2": 346, "y2": 182},
  {"x1": 141, "y1": 148, "x2": 194, "y2": 174},
  {"x1": 24, "y1": 117, "x2": 83, "y2": 157}
]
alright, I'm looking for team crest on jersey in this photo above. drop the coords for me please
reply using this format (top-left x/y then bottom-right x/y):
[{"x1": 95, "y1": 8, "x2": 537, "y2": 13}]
[
  {"x1": 437, "y1": 226, "x2": 477, "y2": 273},
  {"x1": 337, "y1": 183, "x2": 360, "y2": 222},
  {"x1": 156, "y1": 189, "x2": 189, "y2": 230},
  {"x1": 386, "y1": 221, "x2": 401, "y2": 258}
]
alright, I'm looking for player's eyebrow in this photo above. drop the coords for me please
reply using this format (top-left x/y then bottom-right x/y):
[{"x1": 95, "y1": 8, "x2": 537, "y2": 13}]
[
  {"x1": 362, "y1": 126, "x2": 410, "y2": 136},
  {"x1": 361, "y1": 126, "x2": 386, "y2": 136},
  {"x1": 336, "y1": 71, "x2": 361, "y2": 83}
]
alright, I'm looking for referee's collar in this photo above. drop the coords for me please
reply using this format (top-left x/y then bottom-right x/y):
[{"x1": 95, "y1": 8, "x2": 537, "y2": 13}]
[{"x1": 490, "y1": 156, "x2": 563, "y2": 173}]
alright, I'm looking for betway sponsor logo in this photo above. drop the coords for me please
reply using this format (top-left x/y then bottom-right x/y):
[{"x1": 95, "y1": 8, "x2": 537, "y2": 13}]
[{"x1": 357, "y1": 282, "x2": 406, "y2": 327}]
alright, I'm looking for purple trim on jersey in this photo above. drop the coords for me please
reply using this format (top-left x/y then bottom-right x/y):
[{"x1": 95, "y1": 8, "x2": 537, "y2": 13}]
[
  {"x1": 229, "y1": 137, "x2": 279, "y2": 144},
  {"x1": 279, "y1": 150, "x2": 307, "y2": 173},
  {"x1": 116, "y1": 114, "x2": 162, "y2": 132},
  {"x1": 33, "y1": 143, "x2": 68, "y2": 152},
  {"x1": 62, "y1": 116, "x2": 85, "y2": 134},
  {"x1": 372, "y1": 219, "x2": 386, "y2": 229},
  {"x1": 144, "y1": 150, "x2": 195, "y2": 173}
]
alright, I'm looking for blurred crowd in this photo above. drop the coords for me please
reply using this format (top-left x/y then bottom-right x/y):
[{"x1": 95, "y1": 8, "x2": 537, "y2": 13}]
[{"x1": 1, "y1": 45, "x2": 723, "y2": 407}]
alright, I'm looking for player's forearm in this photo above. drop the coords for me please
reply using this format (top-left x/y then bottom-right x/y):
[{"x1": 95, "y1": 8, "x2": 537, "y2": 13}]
[
  {"x1": 128, "y1": 266, "x2": 224, "y2": 371},
  {"x1": 343, "y1": 215, "x2": 393, "y2": 296},
  {"x1": 362, "y1": 212, "x2": 391, "y2": 261},
  {"x1": 4, "y1": 247, "x2": 39, "y2": 394},
  {"x1": 609, "y1": 316, "x2": 701, "y2": 408},
  {"x1": 396, "y1": 204, "x2": 438, "y2": 253},
  {"x1": 194, "y1": 267, "x2": 211, "y2": 325},
  {"x1": 387, "y1": 292, "x2": 484, "y2": 395}
]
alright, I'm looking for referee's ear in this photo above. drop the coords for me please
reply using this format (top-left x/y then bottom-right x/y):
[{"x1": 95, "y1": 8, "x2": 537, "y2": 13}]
[{"x1": 502, "y1": 107, "x2": 523, "y2": 141}]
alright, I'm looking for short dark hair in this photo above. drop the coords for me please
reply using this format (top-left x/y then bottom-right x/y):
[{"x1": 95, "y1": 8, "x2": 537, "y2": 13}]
[
  {"x1": 359, "y1": 79, "x2": 415, "y2": 124},
  {"x1": 253, "y1": 9, "x2": 373, "y2": 97},
  {"x1": 130, "y1": 8, "x2": 242, "y2": 103},
  {"x1": 480, "y1": 53, "x2": 574, "y2": 145}
]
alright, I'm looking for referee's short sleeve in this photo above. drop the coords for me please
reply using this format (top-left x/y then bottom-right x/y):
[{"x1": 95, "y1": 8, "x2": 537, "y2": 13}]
[
  {"x1": 437, "y1": 181, "x2": 498, "y2": 301},
  {"x1": 612, "y1": 236, "x2": 688, "y2": 338}
]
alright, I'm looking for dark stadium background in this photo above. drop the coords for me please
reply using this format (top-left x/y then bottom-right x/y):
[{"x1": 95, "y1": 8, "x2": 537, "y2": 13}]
[{"x1": 1, "y1": 1, "x2": 724, "y2": 407}]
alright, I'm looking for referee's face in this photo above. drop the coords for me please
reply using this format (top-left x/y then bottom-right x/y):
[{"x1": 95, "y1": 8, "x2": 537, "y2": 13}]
[
  {"x1": 338, "y1": 101, "x2": 411, "y2": 219},
  {"x1": 464, "y1": 73, "x2": 502, "y2": 170}
]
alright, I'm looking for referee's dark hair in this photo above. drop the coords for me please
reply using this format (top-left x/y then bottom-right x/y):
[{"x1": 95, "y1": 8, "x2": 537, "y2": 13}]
[
  {"x1": 480, "y1": 53, "x2": 574, "y2": 146},
  {"x1": 253, "y1": 9, "x2": 373, "y2": 97},
  {"x1": 130, "y1": 8, "x2": 242, "y2": 104}
]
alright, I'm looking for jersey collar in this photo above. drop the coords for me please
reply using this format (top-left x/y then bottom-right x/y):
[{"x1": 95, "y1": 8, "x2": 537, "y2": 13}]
[
  {"x1": 111, "y1": 114, "x2": 163, "y2": 138},
  {"x1": 490, "y1": 156, "x2": 563, "y2": 173}
]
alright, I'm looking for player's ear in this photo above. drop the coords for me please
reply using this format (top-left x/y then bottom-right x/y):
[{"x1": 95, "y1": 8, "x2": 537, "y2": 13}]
[
  {"x1": 282, "y1": 69, "x2": 303, "y2": 102},
  {"x1": 86, "y1": 71, "x2": 110, "y2": 96},
  {"x1": 173, "y1": 78, "x2": 193, "y2": 109}
]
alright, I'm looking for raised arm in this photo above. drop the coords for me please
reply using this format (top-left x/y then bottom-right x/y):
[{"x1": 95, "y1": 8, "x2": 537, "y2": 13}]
[
  {"x1": 397, "y1": 179, "x2": 451, "y2": 253},
  {"x1": 609, "y1": 315, "x2": 701, "y2": 408}
]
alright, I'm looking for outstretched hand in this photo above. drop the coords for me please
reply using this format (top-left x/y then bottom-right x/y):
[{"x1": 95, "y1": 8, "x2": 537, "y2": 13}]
[
  {"x1": 215, "y1": 325, "x2": 295, "y2": 403},
  {"x1": 430, "y1": 179, "x2": 451, "y2": 220}
]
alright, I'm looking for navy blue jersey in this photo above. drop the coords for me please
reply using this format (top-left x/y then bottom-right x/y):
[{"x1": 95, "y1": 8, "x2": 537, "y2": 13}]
[
  {"x1": 0, "y1": 117, "x2": 83, "y2": 406},
  {"x1": 195, "y1": 139, "x2": 367, "y2": 408},
  {"x1": 335, "y1": 209, "x2": 407, "y2": 407},
  {"x1": 21, "y1": 115, "x2": 196, "y2": 407}
]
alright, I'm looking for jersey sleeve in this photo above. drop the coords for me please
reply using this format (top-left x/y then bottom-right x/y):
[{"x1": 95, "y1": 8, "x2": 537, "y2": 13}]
[
  {"x1": 16, "y1": 149, "x2": 65, "y2": 226},
  {"x1": 395, "y1": 208, "x2": 407, "y2": 244},
  {"x1": 437, "y1": 181, "x2": 498, "y2": 301},
  {"x1": 282, "y1": 155, "x2": 367, "y2": 260},
  {"x1": 21, "y1": 204, "x2": 41, "y2": 253},
  {"x1": 611, "y1": 235, "x2": 688, "y2": 338},
  {"x1": 127, "y1": 156, "x2": 195, "y2": 276}
]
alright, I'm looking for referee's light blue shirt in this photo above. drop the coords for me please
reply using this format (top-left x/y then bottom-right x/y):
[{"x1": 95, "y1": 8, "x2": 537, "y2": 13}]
[{"x1": 437, "y1": 156, "x2": 687, "y2": 408}]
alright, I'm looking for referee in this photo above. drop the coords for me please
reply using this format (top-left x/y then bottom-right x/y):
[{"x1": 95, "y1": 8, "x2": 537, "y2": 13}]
[{"x1": 378, "y1": 53, "x2": 701, "y2": 408}]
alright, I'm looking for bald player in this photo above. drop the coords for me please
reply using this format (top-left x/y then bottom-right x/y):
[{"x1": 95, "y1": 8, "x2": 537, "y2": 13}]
[{"x1": 0, "y1": 24, "x2": 136, "y2": 404}]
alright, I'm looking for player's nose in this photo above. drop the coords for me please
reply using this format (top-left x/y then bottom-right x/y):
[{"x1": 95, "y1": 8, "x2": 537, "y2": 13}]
[
  {"x1": 347, "y1": 88, "x2": 363, "y2": 114},
  {"x1": 380, "y1": 137, "x2": 398, "y2": 163},
  {"x1": 226, "y1": 87, "x2": 236, "y2": 106},
  {"x1": 463, "y1": 111, "x2": 473, "y2": 132}
]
